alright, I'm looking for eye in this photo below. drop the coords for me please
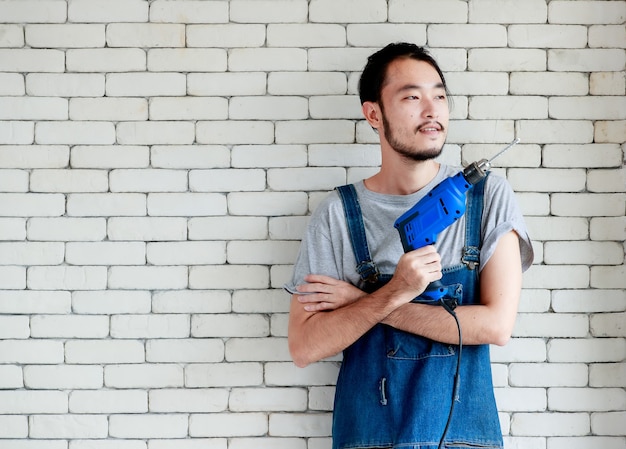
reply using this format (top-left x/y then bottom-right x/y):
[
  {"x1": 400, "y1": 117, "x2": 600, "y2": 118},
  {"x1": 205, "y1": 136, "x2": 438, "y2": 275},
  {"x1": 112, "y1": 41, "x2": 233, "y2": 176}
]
[{"x1": 405, "y1": 95, "x2": 420, "y2": 100}]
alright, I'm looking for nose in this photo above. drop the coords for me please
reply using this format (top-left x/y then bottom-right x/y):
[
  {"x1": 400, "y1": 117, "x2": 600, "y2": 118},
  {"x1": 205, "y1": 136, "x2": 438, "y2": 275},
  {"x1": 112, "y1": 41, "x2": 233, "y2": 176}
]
[{"x1": 422, "y1": 97, "x2": 438, "y2": 119}]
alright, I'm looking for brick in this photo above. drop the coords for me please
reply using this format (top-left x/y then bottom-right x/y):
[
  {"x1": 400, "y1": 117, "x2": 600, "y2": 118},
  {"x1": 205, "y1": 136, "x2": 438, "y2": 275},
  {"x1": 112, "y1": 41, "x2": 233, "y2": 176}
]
[
  {"x1": 308, "y1": 144, "x2": 379, "y2": 167},
  {"x1": 31, "y1": 217, "x2": 104, "y2": 243},
  {"x1": 552, "y1": 193, "x2": 624, "y2": 217},
  {"x1": 517, "y1": 120, "x2": 593, "y2": 144},
  {"x1": 0, "y1": 340, "x2": 63, "y2": 364},
  {"x1": 590, "y1": 71, "x2": 626, "y2": 95},
  {"x1": 471, "y1": 0, "x2": 547, "y2": 23},
  {"x1": 430, "y1": 24, "x2": 507, "y2": 48},
  {"x1": 230, "y1": 387, "x2": 307, "y2": 412},
  {"x1": 153, "y1": 290, "x2": 231, "y2": 314},
  {"x1": 148, "y1": 193, "x2": 227, "y2": 217},
  {"x1": 105, "y1": 364, "x2": 184, "y2": 388},
  {"x1": 109, "y1": 414, "x2": 188, "y2": 439},
  {"x1": 229, "y1": 48, "x2": 307, "y2": 71},
  {"x1": 0, "y1": 73, "x2": 24, "y2": 95},
  {"x1": 89, "y1": 148, "x2": 145, "y2": 170},
  {"x1": 188, "y1": 73, "x2": 266, "y2": 96},
  {"x1": 27, "y1": 266, "x2": 107, "y2": 290},
  {"x1": 36, "y1": 121, "x2": 115, "y2": 145},
  {"x1": 591, "y1": 217, "x2": 626, "y2": 241},
  {"x1": 591, "y1": 411, "x2": 626, "y2": 436},
  {"x1": 227, "y1": 192, "x2": 308, "y2": 216},
  {"x1": 0, "y1": 24, "x2": 24, "y2": 47},
  {"x1": 0, "y1": 416, "x2": 27, "y2": 438},
  {"x1": 185, "y1": 363, "x2": 263, "y2": 387},
  {"x1": 108, "y1": 266, "x2": 188, "y2": 290},
  {"x1": 147, "y1": 241, "x2": 226, "y2": 265},
  {"x1": 189, "y1": 413, "x2": 267, "y2": 437},
  {"x1": 146, "y1": 338, "x2": 225, "y2": 363},
  {"x1": 117, "y1": 121, "x2": 195, "y2": 145},
  {"x1": 268, "y1": 168, "x2": 346, "y2": 191},
  {"x1": 0, "y1": 169, "x2": 27, "y2": 192},
  {"x1": 65, "y1": 340, "x2": 144, "y2": 364},
  {"x1": 188, "y1": 216, "x2": 267, "y2": 240},
  {"x1": 589, "y1": 25, "x2": 626, "y2": 49},
  {"x1": 525, "y1": 217, "x2": 588, "y2": 241},
  {"x1": 0, "y1": 121, "x2": 36, "y2": 144},
  {"x1": 543, "y1": 144, "x2": 623, "y2": 168},
  {"x1": 0, "y1": 145, "x2": 68, "y2": 169},
  {"x1": 590, "y1": 363, "x2": 626, "y2": 388},
  {"x1": 514, "y1": 313, "x2": 589, "y2": 338},
  {"x1": 31, "y1": 169, "x2": 108, "y2": 193},
  {"x1": 0, "y1": 365, "x2": 23, "y2": 389},
  {"x1": 68, "y1": 0, "x2": 148, "y2": 22},
  {"x1": 230, "y1": 96, "x2": 309, "y2": 120},
  {"x1": 595, "y1": 120, "x2": 626, "y2": 143},
  {"x1": 230, "y1": 438, "x2": 305, "y2": 449},
  {"x1": 67, "y1": 193, "x2": 146, "y2": 217},
  {"x1": 269, "y1": 216, "x2": 309, "y2": 240},
  {"x1": 0, "y1": 291, "x2": 70, "y2": 314},
  {"x1": 550, "y1": 97, "x2": 626, "y2": 120},
  {"x1": 150, "y1": 388, "x2": 228, "y2": 413},
  {"x1": 445, "y1": 72, "x2": 509, "y2": 96},
  {"x1": 192, "y1": 314, "x2": 269, "y2": 338},
  {"x1": 523, "y1": 265, "x2": 590, "y2": 289},
  {"x1": 511, "y1": 412, "x2": 589, "y2": 436},
  {"x1": 70, "y1": 390, "x2": 147, "y2": 414},
  {"x1": 107, "y1": 73, "x2": 186, "y2": 97},
  {"x1": 469, "y1": 96, "x2": 547, "y2": 119},
  {"x1": 0, "y1": 97, "x2": 67, "y2": 120},
  {"x1": 347, "y1": 24, "x2": 426, "y2": 47},
  {"x1": 150, "y1": 0, "x2": 229, "y2": 23},
  {"x1": 151, "y1": 145, "x2": 230, "y2": 169},
  {"x1": 148, "y1": 48, "x2": 226, "y2": 72},
  {"x1": 230, "y1": 0, "x2": 308, "y2": 23},
  {"x1": 265, "y1": 361, "x2": 340, "y2": 387},
  {"x1": 310, "y1": 95, "x2": 361, "y2": 120},
  {"x1": 546, "y1": 241, "x2": 623, "y2": 265},
  {"x1": 269, "y1": 413, "x2": 332, "y2": 437},
  {"x1": 187, "y1": 24, "x2": 265, "y2": 48},
  {"x1": 552, "y1": 289, "x2": 625, "y2": 313},
  {"x1": 267, "y1": 24, "x2": 345, "y2": 47},
  {"x1": 25, "y1": 24, "x2": 105, "y2": 48},
  {"x1": 0, "y1": 49, "x2": 64, "y2": 72},
  {"x1": 549, "y1": 49, "x2": 626, "y2": 72},
  {"x1": 468, "y1": 49, "x2": 546, "y2": 71},
  {"x1": 66, "y1": 48, "x2": 146, "y2": 72},
  {"x1": 446, "y1": 119, "x2": 514, "y2": 144},
  {"x1": 150, "y1": 97, "x2": 227, "y2": 121},
  {"x1": 189, "y1": 265, "x2": 269, "y2": 290},
  {"x1": 72, "y1": 290, "x2": 151, "y2": 315},
  {"x1": 0, "y1": 0, "x2": 66, "y2": 22},
  {"x1": 509, "y1": 25, "x2": 587, "y2": 48},
  {"x1": 225, "y1": 337, "x2": 289, "y2": 362},
  {"x1": 66, "y1": 241, "x2": 145, "y2": 265},
  {"x1": 0, "y1": 193, "x2": 65, "y2": 217},
  {"x1": 548, "y1": 338, "x2": 626, "y2": 363},
  {"x1": 107, "y1": 217, "x2": 186, "y2": 241},
  {"x1": 550, "y1": 388, "x2": 626, "y2": 412},
  {"x1": 111, "y1": 314, "x2": 189, "y2": 339},
  {"x1": 308, "y1": 48, "x2": 377, "y2": 72},
  {"x1": 31, "y1": 315, "x2": 109, "y2": 338},
  {"x1": 589, "y1": 168, "x2": 626, "y2": 193},
  {"x1": 591, "y1": 312, "x2": 626, "y2": 338},
  {"x1": 548, "y1": 436, "x2": 626, "y2": 449},
  {"x1": 24, "y1": 365, "x2": 102, "y2": 390},
  {"x1": 510, "y1": 72, "x2": 588, "y2": 96},
  {"x1": 275, "y1": 120, "x2": 355, "y2": 144},
  {"x1": 27, "y1": 74, "x2": 104, "y2": 97},
  {"x1": 509, "y1": 363, "x2": 588, "y2": 388},
  {"x1": 0, "y1": 267, "x2": 24, "y2": 290},
  {"x1": 548, "y1": 1, "x2": 626, "y2": 25},
  {"x1": 233, "y1": 289, "x2": 290, "y2": 314},
  {"x1": 495, "y1": 387, "x2": 547, "y2": 412},
  {"x1": 268, "y1": 73, "x2": 347, "y2": 96},
  {"x1": 232, "y1": 145, "x2": 308, "y2": 168},
  {"x1": 196, "y1": 121, "x2": 274, "y2": 145},
  {"x1": 592, "y1": 265, "x2": 626, "y2": 289},
  {"x1": 388, "y1": 0, "x2": 467, "y2": 23},
  {"x1": 110, "y1": 169, "x2": 187, "y2": 193},
  {"x1": 0, "y1": 315, "x2": 29, "y2": 339},
  {"x1": 30, "y1": 415, "x2": 108, "y2": 439},
  {"x1": 70, "y1": 98, "x2": 148, "y2": 121}
]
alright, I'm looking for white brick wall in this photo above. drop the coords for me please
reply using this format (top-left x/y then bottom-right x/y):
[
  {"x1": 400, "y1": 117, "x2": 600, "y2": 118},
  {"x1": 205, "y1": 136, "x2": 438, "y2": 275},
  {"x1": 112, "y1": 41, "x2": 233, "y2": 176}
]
[{"x1": 0, "y1": 0, "x2": 624, "y2": 448}]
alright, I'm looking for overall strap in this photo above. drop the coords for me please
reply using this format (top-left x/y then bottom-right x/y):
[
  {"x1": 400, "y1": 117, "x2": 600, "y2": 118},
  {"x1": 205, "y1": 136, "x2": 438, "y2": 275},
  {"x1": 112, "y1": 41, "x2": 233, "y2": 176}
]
[
  {"x1": 462, "y1": 174, "x2": 488, "y2": 270},
  {"x1": 336, "y1": 184, "x2": 380, "y2": 284}
]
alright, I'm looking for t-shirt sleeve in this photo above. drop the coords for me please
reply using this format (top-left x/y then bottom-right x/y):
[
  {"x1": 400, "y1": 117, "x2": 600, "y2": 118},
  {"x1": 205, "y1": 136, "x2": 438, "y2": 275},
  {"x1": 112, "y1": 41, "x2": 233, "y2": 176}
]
[{"x1": 480, "y1": 174, "x2": 534, "y2": 272}]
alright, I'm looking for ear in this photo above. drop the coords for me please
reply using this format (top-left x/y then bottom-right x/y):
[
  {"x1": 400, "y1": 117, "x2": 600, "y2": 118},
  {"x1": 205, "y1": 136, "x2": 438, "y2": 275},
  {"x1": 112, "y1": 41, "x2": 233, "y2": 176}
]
[{"x1": 362, "y1": 101, "x2": 382, "y2": 130}]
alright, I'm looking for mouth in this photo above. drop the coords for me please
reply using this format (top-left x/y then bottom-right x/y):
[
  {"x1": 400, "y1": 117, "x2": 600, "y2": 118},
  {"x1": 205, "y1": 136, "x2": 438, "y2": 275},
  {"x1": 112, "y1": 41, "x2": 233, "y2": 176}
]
[{"x1": 417, "y1": 122, "x2": 444, "y2": 134}]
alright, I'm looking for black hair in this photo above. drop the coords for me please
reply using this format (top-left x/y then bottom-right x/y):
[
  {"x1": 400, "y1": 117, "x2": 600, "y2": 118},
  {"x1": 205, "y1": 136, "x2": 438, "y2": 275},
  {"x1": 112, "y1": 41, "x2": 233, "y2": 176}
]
[{"x1": 358, "y1": 43, "x2": 449, "y2": 105}]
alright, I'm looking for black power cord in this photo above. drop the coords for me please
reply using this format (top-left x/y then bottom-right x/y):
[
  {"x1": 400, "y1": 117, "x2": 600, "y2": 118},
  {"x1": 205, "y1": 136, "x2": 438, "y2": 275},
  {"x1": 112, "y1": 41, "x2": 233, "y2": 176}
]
[{"x1": 437, "y1": 298, "x2": 463, "y2": 449}]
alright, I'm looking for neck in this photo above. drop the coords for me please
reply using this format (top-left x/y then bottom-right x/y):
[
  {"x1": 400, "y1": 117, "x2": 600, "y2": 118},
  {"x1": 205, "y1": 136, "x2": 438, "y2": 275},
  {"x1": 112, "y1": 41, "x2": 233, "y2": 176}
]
[{"x1": 365, "y1": 156, "x2": 440, "y2": 195}]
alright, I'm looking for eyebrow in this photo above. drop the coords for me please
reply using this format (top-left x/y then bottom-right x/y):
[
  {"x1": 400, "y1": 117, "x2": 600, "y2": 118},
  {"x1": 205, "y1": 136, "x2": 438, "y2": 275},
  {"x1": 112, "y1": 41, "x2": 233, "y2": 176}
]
[{"x1": 398, "y1": 82, "x2": 446, "y2": 92}]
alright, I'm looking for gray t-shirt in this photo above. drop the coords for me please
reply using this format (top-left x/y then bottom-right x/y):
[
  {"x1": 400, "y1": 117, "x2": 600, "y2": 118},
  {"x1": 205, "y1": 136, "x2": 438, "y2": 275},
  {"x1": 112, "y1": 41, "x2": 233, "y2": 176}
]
[{"x1": 288, "y1": 164, "x2": 533, "y2": 292}]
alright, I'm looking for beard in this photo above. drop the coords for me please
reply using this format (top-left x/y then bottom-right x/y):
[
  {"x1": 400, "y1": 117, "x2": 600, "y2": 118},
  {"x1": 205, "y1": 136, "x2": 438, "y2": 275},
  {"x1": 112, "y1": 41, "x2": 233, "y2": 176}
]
[{"x1": 381, "y1": 110, "x2": 445, "y2": 162}]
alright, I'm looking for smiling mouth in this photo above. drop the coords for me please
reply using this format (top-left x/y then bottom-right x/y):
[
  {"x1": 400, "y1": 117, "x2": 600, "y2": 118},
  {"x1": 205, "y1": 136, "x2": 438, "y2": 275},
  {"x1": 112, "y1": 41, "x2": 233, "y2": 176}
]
[{"x1": 417, "y1": 122, "x2": 444, "y2": 133}]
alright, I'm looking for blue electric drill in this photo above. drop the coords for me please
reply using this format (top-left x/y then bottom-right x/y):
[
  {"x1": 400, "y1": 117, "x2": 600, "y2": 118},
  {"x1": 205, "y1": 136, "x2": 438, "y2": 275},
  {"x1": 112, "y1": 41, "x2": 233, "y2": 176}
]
[{"x1": 394, "y1": 139, "x2": 519, "y2": 302}]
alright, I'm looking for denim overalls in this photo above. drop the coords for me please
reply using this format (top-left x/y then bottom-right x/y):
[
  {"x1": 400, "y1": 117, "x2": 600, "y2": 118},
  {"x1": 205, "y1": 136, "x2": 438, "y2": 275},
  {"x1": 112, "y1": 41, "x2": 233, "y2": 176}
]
[{"x1": 333, "y1": 177, "x2": 503, "y2": 449}]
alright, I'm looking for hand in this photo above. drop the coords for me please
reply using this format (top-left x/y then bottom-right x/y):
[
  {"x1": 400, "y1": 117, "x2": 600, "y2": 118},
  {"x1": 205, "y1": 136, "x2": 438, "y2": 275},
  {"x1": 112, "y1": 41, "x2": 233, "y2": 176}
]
[
  {"x1": 389, "y1": 245, "x2": 442, "y2": 301},
  {"x1": 294, "y1": 274, "x2": 365, "y2": 312}
]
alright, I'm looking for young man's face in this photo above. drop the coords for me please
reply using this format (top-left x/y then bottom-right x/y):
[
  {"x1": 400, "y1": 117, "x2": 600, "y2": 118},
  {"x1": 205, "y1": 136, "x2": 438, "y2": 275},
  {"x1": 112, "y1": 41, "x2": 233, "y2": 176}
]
[{"x1": 377, "y1": 57, "x2": 450, "y2": 162}]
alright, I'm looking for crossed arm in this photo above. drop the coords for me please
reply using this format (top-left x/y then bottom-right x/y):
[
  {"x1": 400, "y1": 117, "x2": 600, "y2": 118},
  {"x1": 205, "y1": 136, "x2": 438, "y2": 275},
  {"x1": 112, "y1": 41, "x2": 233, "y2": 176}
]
[{"x1": 287, "y1": 230, "x2": 522, "y2": 368}]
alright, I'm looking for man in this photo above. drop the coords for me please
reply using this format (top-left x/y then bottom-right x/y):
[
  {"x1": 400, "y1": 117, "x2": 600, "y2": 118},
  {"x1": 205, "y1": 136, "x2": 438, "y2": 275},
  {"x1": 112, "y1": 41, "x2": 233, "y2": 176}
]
[{"x1": 287, "y1": 43, "x2": 534, "y2": 449}]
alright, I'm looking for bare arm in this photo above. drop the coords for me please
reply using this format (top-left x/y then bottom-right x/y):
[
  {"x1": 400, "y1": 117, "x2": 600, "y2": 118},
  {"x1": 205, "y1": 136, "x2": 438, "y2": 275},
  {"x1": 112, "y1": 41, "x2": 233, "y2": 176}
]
[
  {"x1": 382, "y1": 230, "x2": 523, "y2": 346},
  {"x1": 288, "y1": 245, "x2": 442, "y2": 367}
]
